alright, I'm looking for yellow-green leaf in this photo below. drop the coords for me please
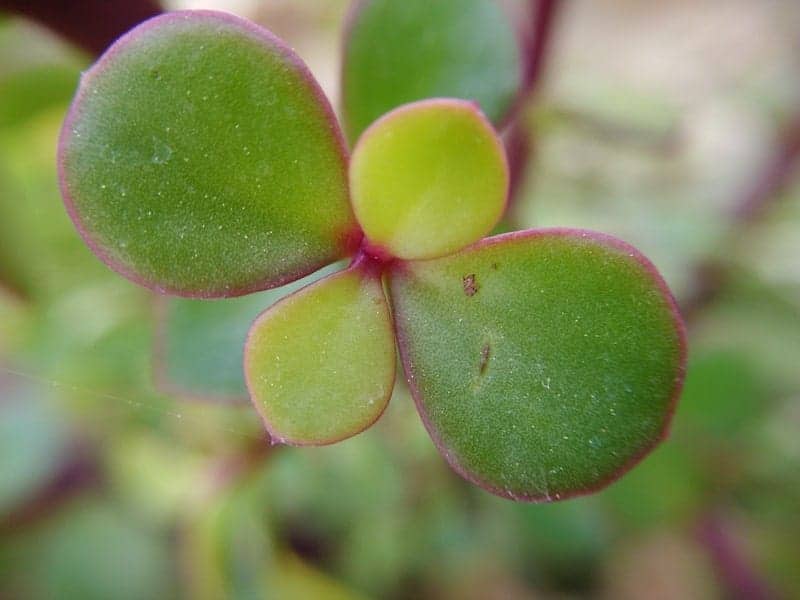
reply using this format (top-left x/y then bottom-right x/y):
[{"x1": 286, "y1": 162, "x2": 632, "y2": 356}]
[
  {"x1": 245, "y1": 259, "x2": 396, "y2": 445},
  {"x1": 350, "y1": 99, "x2": 507, "y2": 261}
]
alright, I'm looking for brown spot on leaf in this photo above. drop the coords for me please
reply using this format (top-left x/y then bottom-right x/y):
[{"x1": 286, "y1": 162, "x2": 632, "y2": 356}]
[
  {"x1": 491, "y1": 262, "x2": 499, "y2": 270},
  {"x1": 479, "y1": 344, "x2": 490, "y2": 375},
  {"x1": 463, "y1": 273, "x2": 479, "y2": 297}
]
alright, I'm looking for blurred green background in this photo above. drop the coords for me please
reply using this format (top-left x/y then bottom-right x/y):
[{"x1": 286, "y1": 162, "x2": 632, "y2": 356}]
[{"x1": 1, "y1": 1, "x2": 799, "y2": 598}]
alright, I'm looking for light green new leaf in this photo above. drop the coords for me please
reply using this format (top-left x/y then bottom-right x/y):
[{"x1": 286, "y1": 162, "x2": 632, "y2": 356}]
[
  {"x1": 350, "y1": 99, "x2": 508, "y2": 261},
  {"x1": 156, "y1": 263, "x2": 344, "y2": 404},
  {"x1": 58, "y1": 10, "x2": 356, "y2": 297},
  {"x1": 342, "y1": 0, "x2": 522, "y2": 142},
  {"x1": 245, "y1": 260, "x2": 396, "y2": 445},
  {"x1": 389, "y1": 229, "x2": 686, "y2": 501}
]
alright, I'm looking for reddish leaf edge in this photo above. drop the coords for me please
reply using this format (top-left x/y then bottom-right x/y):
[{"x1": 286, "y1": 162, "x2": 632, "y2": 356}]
[
  {"x1": 243, "y1": 252, "x2": 396, "y2": 447},
  {"x1": 57, "y1": 9, "x2": 358, "y2": 299},
  {"x1": 350, "y1": 97, "x2": 510, "y2": 260},
  {"x1": 388, "y1": 227, "x2": 688, "y2": 502},
  {"x1": 339, "y1": 0, "x2": 526, "y2": 143}
]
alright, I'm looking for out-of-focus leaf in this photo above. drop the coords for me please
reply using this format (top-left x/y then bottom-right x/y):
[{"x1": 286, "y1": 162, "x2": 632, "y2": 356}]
[
  {"x1": 183, "y1": 467, "x2": 366, "y2": 600},
  {"x1": 0, "y1": 110, "x2": 111, "y2": 302},
  {"x1": 58, "y1": 10, "x2": 356, "y2": 298},
  {"x1": 245, "y1": 261, "x2": 395, "y2": 445},
  {"x1": 271, "y1": 553, "x2": 368, "y2": 600},
  {"x1": 194, "y1": 481, "x2": 275, "y2": 600},
  {"x1": 679, "y1": 350, "x2": 763, "y2": 438},
  {"x1": 156, "y1": 263, "x2": 344, "y2": 403},
  {"x1": 512, "y1": 498, "x2": 608, "y2": 568},
  {"x1": 342, "y1": 0, "x2": 522, "y2": 142},
  {"x1": 389, "y1": 229, "x2": 686, "y2": 501},
  {"x1": 0, "y1": 382, "x2": 71, "y2": 516},
  {"x1": 350, "y1": 99, "x2": 507, "y2": 260},
  {"x1": 29, "y1": 502, "x2": 173, "y2": 599},
  {"x1": 599, "y1": 442, "x2": 702, "y2": 530},
  {"x1": 0, "y1": 64, "x2": 79, "y2": 129}
]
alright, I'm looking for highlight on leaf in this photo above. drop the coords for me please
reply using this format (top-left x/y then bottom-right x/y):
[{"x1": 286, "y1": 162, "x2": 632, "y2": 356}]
[
  {"x1": 245, "y1": 258, "x2": 396, "y2": 446},
  {"x1": 350, "y1": 99, "x2": 508, "y2": 261},
  {"x1": 58, "y1": 10, "x2": 356, "y2": 298},
  {"x1": 389, "y1": 229, "x2": 687, "y2": 501},
  {"x1": 342, "y1": 0, "x2": 523, "y2": 142}
]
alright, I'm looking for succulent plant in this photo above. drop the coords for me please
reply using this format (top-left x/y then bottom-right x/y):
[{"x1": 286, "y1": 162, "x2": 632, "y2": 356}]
[{"x1": 57, "y1": 8, "x2": 685, "y2": 501}]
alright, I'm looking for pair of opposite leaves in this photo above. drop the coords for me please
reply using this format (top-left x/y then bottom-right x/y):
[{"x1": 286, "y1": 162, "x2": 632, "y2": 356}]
[{"x1": 58, "y1": 10, "x2": 686, "y2": 502}]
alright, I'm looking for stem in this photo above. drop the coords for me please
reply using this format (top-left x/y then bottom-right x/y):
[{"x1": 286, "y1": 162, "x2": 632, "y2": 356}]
[
  {"x1": 0, "y1": 0, "x2": 162, "y2": 57},
  {"x1": 731, "y1": 113, "x2": 800, "y2": 224},
  {"x1": 0, "y1": 442, "x2": 102, "y2": 535},
  {"x1": 207, "y1": 434, "x2": 276, "y2": 493},
  {"x1": 679, "y1": 113, "x2": 800, "y2": 324},
  {"x1": 505, "y1": 0, "x2": 563, "y2": 213},
  {"x1": 520, "y1": 0, "x2": 562, "y2": 95},
  {"x1": 696, "y1": 514, "x2": 781, "y2": 600},
  {"x1": 0, "y1": 278, "x2": 27, "y2": 303}
]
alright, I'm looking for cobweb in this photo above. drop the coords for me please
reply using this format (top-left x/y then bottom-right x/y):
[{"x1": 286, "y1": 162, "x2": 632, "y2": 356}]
[{"x1": 0, "y1": 363, "x2": 261, "y2": 441}]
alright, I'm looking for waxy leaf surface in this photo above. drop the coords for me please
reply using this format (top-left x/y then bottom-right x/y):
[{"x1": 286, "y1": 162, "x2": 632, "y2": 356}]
[
  {"x1": 245, "y1": 262, "x2": 395, "y2": 445},
  {"x1": 59, "y1": 11, "x2": 355, "y2": 297},
  {"x1": 156, "y1": 263, "x2": 344, "y2": 403},
  {"x1": 342, "y1": 0, "x2": 522, "y2": 142},
  {"x1": 390, "y1": 230, "x2": 686, "y2": 501},
  {"x1": 350, "y1": 99, "x2": 508, "y2": 261}
]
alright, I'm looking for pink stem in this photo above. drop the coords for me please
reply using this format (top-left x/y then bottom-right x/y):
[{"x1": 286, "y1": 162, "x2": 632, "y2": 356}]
[
  {"x1": 0, "y1": 441, "x2": 103, "y2": 535},
  {"x1": 505, "y1": 0, "x2": 563, "y2": 213},
  {"x1": 696, "y1": 514, "x2": 781, "y2": 600},
  {"x1": 680, "y1": 112, "x2": 800, "y2": 324}
]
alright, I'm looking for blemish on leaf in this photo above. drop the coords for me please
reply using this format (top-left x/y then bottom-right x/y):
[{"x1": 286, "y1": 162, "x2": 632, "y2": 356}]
[
  {"x1": 462, "y1": 273, "x2": 479, "y2": 296},
  {"x1": 479, "y1": 343, "x2": 491, "y2": 375},
  {"x1": 151, "y1": 140, "x2": 173, "y2": 165}
]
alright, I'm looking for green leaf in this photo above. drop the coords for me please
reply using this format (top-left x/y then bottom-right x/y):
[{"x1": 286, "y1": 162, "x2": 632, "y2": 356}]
[
  {"x1": 342, "y1": 0, "x2": 522, "y2": 142},
  {"x1": 58, "y1": 10, "x2": 356, "y2": 298},
  {"x1": 350, "y1": 99, "x2": 507, "y2": 261},
  {"x1": 245, "y1": 258, "x2": 396, "y2": 445},
  {"x1": 155, "y1": 263, "x2": 344, "y2": 403},
  {"x1": 389, "y1": 229, "x2": 686, "y2": 501}
]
